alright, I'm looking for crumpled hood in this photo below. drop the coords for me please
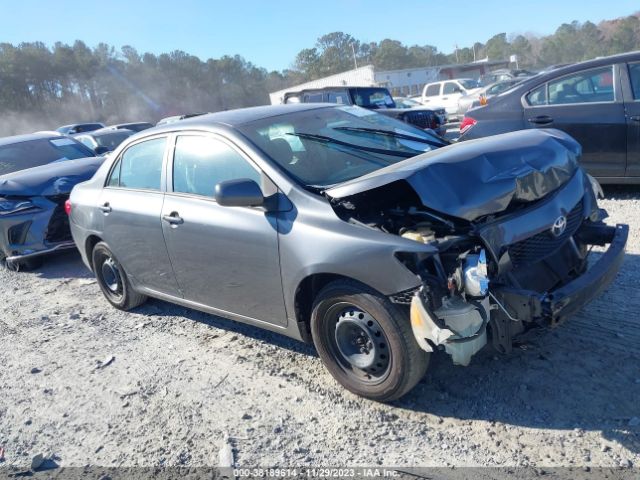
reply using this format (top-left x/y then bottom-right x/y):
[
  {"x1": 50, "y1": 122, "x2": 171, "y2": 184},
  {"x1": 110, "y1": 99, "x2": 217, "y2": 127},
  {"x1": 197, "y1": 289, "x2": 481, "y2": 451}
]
[
  {"x1": 0, "y1": 156, "x2": 106, "y2": 197},
  {"x1": 326, "y1": 128, "x2": 581, "y2": 221}
]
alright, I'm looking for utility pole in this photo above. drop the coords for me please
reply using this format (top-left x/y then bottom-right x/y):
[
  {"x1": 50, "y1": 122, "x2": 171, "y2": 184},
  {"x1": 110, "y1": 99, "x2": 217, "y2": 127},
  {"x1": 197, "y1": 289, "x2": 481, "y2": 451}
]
[
  {"x1": 454, "y1": 44, "x2": 459, "y2": 63},
  {"x1": 351, "y1": 43, "x2": 358, "y2": 70}
]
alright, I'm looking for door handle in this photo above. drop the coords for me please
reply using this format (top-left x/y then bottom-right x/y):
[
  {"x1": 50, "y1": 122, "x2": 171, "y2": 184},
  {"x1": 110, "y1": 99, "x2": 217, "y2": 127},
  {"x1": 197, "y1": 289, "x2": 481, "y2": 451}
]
[
  {"x1": 528, "y1": 115, "x2": 553, "y2": 125},
  {"x1": 99, "y1": 202, "x2": 112, "y2": 213},
  {"x1": 162, "y1": 212, "x2": 184, "y2": 225},
  {"x1": 442, "y1": 97, "x2": 448, "y2": 100},
  {"x1": 630, "y1": 115, "x2": 640, "y2": 122}
]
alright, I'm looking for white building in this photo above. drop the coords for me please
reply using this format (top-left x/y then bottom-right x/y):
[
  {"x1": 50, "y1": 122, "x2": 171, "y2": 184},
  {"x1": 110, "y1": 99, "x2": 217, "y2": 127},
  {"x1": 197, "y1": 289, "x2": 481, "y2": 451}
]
[{"x1": 269, "y1": 61, "x2": 510, "y2": 104}]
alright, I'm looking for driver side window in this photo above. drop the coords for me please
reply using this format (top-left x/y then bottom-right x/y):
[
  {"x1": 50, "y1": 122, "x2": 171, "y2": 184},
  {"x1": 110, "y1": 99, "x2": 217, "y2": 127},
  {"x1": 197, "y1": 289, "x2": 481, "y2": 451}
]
[{"x1": 172, "y1": 135, "x2": 262, "y2": 198}]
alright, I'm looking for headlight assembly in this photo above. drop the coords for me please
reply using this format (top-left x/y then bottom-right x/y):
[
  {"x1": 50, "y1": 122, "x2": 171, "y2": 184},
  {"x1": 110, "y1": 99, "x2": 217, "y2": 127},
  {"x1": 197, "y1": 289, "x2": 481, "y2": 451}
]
[{"x1": 0, "y1": 198, "x2": 39, "y2": 215}]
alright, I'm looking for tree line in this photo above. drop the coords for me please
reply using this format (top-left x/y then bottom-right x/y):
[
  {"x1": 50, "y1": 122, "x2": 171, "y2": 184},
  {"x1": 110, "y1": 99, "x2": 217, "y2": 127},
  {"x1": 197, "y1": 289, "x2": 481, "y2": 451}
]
[{"x1": 0, "y1": 12, "x2": 639, "y2": 135}]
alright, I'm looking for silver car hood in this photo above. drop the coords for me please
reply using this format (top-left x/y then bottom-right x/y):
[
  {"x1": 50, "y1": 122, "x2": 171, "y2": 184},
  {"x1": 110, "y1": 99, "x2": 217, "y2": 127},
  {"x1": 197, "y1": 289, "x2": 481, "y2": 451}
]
[{"x1": 325, "y1": 129, "x2": 581, "y2": 221}]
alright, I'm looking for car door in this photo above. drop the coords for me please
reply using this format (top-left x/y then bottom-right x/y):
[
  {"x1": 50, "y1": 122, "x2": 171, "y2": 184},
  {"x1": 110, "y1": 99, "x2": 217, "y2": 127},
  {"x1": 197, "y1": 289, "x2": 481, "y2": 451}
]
[
  {"x1": 421, "y1": 83, "x2": 441, "y2": 106},
  {"x1": 99, "y1": 135, "x2": 182, "y2": 297},
  {"x1": 623, "y1": 61, "x2": 640, "y2": 177},
  {"x1": 161, "y1": 133, "x2": 288, "y2": 326},
  {"x1": 522, "y1": 64, "x2": 627, "y2": 178},
  {"x1": 441, "y1": 81, "x2": 464, "y2": 114}
]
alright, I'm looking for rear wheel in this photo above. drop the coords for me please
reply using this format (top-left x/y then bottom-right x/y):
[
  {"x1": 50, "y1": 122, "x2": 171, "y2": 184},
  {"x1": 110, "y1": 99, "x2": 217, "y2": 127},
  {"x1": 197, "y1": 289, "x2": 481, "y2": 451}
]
[
  {"x1": 311, "y1": 280, "x2": 429, "y2": 402},
  {"x1": 92, "y1": 242, "x2": 147, "y2": 310}
]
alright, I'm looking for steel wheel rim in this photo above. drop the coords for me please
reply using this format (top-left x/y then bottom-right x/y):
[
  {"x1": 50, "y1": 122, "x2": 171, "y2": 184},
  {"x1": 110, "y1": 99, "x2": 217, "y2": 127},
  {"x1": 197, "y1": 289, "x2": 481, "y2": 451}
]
[
  {"x1": 100, "y1": 257, "x2": 122, "y2": 296},
  {"x1": 327, "y1": 303, "x2": 391, "y2": 385}
]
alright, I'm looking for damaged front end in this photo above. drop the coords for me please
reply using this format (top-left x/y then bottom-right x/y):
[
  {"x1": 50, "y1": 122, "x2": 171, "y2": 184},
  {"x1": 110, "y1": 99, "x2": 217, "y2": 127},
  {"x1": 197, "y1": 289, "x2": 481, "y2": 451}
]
[
  {"x1": 0, "y1": 194, "x2": 75, "y2": 267},
  {"x1": 0, "y1": 156, "x2": 105, "y2": 268},
  {"x1": 326, "y1": 129, "x2": 628, "y2": 366}
]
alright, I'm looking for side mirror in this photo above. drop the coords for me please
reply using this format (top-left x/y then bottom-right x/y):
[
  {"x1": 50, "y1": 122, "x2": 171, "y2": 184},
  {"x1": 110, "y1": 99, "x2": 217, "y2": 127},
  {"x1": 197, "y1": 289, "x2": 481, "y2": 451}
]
[
  {"x1": 94, "y1": 146, "x2": 110, "y2": 155},
  {"x1": 214, "y1": 178, "x2": 264, "y2": 207}
]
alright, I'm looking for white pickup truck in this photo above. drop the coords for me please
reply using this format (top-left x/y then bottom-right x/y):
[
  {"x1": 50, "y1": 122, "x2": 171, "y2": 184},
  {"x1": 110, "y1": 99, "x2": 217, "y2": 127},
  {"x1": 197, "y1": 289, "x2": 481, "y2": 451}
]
[{"x1": 421, "y1": 79, "x2": 482, "y2": 118}]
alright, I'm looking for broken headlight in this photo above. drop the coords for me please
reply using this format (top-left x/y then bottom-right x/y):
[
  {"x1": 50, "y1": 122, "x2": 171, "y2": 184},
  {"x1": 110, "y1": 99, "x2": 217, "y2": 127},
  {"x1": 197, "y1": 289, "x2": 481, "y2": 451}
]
[{"x1": 0, "y1": 198, "x2": 39, "y2": 216}]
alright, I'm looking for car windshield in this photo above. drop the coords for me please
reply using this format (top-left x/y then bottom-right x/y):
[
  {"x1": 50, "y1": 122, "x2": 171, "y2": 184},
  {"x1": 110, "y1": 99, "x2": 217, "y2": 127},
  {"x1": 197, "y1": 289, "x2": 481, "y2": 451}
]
[
  {"x1": 238, "y1": 106, "x2": 444, "y2": 188},
  {"x1": 350, "y1": 88, "x2": 396, "y2": 109},
  {"x1": 0, "y1": 137, "x2": 95, "y2": 175},
  {"x1": 459, "y1": 79, "x2": 480, "y2": 90}
]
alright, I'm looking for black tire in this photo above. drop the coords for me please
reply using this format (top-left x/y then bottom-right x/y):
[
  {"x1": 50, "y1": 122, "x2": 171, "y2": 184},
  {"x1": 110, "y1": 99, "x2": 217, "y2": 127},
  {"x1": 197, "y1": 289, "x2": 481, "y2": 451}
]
[
  {"x1": 3, "y1": 256, "x2": 43, "y2": 272},
  {"x1": 311, "y1": 279, "x2": 429, "y2": 402},
  {"x1": 92, "y1": 241, "x2": 147, "y2": 310}
]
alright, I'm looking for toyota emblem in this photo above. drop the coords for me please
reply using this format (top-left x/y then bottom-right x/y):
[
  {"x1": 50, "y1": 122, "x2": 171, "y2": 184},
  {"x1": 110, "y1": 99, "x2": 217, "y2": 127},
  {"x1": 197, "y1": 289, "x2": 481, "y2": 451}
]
[{"x1": 550, "y1": 215, "x2": 567, "y2": 237}]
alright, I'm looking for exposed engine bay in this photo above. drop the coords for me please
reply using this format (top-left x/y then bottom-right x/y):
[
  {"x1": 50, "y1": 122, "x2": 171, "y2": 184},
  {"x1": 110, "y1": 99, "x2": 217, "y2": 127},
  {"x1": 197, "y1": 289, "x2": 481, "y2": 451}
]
[{"x1": 328, "y1": 171, "x2": 628, "y2": 366}]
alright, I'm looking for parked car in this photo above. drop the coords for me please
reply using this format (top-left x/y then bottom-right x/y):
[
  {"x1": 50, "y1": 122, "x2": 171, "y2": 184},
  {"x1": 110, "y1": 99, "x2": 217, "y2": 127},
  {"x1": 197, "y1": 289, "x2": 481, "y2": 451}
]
[
  {"x1": 68, "y1": 104, "x2": 627, "y2": 401},
  {"x1": 283, "y1": 87, "x2": 447, "y2": 136},
  {"x1": 421, "y1": 79, "x2": 481, "y2": 117},
  {"x1": 0, "y1": 132, "x2": 104, "y2": 270},
  {"x1": 478, "y1": 68, "x2": 536, "y2": 86},
  {"x1": 457, "y1": 79, "x2": 528, "y2": 115},
  {"x1": 106, "y1": 122, "x2": 154, "y2": 132},
  {"x1": 157, "y1": 113, "x2": 207, "y2": 126},
  {"x1": 56, "y1": 123, "x2": 105, "y2": 135},
  {"x1": 394, "y1": 96, "x2": 447, "y2": 125},
  {"x1": 74, "y1": 128, "x2": 136, "y2": 154},
  {"x1": 459, "y1": 51, "x2": 640, "y2": 183}
]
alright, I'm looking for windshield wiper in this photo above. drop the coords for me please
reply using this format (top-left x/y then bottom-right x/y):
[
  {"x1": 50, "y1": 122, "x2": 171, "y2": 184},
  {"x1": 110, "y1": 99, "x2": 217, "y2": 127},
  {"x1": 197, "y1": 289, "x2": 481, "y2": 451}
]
[
  {"x1": 286, "y1": 132, "x2": 414, "y2": 158},
  {"x1": 333, "y1": 126, "x2": 447, "y2": 148}
]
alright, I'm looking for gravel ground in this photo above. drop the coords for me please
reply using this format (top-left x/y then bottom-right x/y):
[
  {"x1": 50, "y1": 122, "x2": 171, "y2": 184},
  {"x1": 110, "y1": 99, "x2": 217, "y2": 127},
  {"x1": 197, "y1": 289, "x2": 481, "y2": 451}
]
[{"x1": 0, "y1": 187, "x2": 639, "y2": 473}]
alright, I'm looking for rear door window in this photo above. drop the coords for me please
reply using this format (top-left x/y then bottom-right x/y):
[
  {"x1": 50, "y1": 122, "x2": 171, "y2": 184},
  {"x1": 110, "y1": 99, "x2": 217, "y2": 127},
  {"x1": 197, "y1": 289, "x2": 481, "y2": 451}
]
[
  {"x1": 425, "y1": 84, "x2": 440, "y2": 97},
  {"x1": 526, "y1": 84, "x2": 548, "y2": 106},
  {"x1": 108, "y1": 137, "x2": 166, "y2": 190},
  {"x1": 547, "y1": 66, "x2": 614, "y2": 105}
]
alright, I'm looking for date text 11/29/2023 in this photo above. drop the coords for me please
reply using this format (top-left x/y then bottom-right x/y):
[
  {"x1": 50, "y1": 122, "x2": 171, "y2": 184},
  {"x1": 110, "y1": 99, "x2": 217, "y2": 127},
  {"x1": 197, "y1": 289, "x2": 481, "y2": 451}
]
[{"x1": 232, "y1": 468, "x2": 401, "y2": 478}]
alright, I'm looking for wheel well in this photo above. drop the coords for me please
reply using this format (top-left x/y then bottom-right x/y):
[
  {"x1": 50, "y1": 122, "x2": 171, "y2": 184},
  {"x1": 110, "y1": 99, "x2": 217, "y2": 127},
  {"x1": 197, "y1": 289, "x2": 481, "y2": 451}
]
[
  {"x1": 85, "y1": 235, "x2": 102, "y2": 271},
  {"x1": 294, "y1": 273, "x2": 364, "y2": 343}
]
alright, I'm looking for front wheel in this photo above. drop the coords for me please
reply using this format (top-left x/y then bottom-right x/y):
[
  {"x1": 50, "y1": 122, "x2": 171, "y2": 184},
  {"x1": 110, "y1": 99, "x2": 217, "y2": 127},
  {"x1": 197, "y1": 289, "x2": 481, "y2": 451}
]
[
  {"x1": 92, "y1": 241, "x2": 147, "y2": 310},
  {"x1": 311, "y1": 280, "x2": 429, "y2": 402}
]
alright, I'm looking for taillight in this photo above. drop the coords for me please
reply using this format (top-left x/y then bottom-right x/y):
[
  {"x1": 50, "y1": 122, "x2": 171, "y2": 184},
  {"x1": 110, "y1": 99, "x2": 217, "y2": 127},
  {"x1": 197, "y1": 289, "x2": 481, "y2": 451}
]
[
  {"x1": 460, "y1": 116, "x2": 477, "y2": 135},
  {"x1": 64, "y1": 199, "x2": 72, "y2": 216}
]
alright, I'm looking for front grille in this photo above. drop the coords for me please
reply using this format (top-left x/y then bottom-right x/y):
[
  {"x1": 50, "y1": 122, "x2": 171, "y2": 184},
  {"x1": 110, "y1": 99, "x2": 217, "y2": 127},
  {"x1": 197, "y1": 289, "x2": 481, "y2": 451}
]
[
  {"x1": 44, "y1": 196, "x2": 71, "y2": 243},
  {"x1": 402, "y1": 110, "x2": 436, "y2": 129},
  {"x1": 507, "y1": 200, "x2": 584, "y2": 268}
]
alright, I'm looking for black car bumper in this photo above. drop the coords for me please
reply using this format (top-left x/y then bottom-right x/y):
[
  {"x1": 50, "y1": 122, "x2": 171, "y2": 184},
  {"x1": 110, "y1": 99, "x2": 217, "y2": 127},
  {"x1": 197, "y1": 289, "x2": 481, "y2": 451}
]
[{"x1": 491, "y1": 223, "x2": 628, "y2": 324}]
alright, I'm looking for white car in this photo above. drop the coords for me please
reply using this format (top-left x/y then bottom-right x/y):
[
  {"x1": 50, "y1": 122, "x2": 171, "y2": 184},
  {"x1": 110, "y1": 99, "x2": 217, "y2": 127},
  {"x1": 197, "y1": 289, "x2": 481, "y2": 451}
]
[{"x1": 421, "y1": 79, "x2": 482, "y2": 117}]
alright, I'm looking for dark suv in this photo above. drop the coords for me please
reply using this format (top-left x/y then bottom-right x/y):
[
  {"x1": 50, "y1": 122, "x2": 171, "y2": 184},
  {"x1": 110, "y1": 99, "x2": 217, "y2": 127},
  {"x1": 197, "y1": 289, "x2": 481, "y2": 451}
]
[{"x1": 284, "y1": 87, "x2": 447, "y2": 137}]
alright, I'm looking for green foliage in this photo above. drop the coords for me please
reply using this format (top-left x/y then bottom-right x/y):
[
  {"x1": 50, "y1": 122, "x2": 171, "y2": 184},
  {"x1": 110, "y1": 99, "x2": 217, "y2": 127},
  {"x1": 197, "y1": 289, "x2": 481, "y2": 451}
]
[{"x1": 0, "y1": 13, "x2": 639, "y2": 135}]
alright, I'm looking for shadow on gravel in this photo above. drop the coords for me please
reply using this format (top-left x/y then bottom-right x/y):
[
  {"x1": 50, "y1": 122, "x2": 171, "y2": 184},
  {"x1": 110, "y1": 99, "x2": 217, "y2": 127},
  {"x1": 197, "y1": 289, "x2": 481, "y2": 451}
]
[
  {"x1": 136, "y1": 299, "x2": 317, "y2": 358},
  {"x1": 602, "y1": 184, "x2": 640, "y2": 199},
  {"x1": 32, "y1": 250, "x2": 92, "y2": 280},
  {"x1": 397, "y1": 253, "x2": 640, "y2": 454}
]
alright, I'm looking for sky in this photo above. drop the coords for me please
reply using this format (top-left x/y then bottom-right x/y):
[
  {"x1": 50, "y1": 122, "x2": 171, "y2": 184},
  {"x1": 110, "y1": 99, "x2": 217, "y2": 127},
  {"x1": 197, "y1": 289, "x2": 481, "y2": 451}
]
[{"x1": 0, "y1": 0, "x2": 638, "y2": 71}]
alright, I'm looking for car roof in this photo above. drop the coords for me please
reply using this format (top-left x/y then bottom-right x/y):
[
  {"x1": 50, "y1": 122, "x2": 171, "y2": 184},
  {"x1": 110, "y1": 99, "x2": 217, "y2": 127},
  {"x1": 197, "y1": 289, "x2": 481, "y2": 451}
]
[
  {"x1": 514, "y1": 51, "x2": 640, "y2": 91},
  {"x1": 0, "y1": 131, "x2": 65, "y2": 147},
  {"x1": 77, "y1": 128, "x2": 134, "y2": 137},
  {"x1": 151, "y1": 104, "x2": 333, "y2": 132},
  {"x1": 58, "y1": 122, "x2": 104, "y2": 128}
]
